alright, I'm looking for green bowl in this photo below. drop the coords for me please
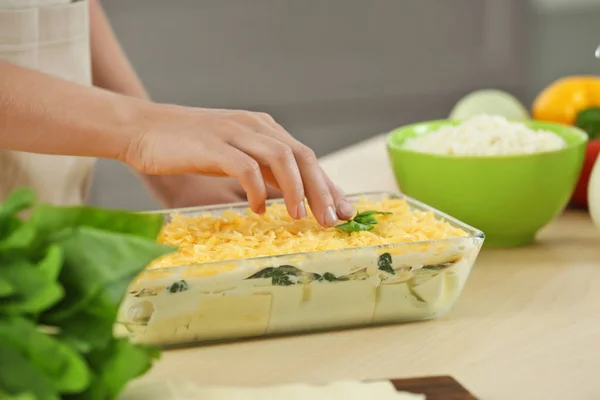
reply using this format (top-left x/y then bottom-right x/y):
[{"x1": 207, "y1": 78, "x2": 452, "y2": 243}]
[{"x1": 386, "y1": 120, "x2": 587, "y2": 247}]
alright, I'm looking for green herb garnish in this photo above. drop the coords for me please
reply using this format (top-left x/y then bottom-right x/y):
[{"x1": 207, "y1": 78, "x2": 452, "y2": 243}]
[
  {"x1": 377, "y1": 252, "x2": 395, "y2": 275},
  {"x1": 0, "y1": 188, "x2": 173, "y2": 400},
  {"x1": 336, "y1": 210, "x2": 392, "y2": 233}
]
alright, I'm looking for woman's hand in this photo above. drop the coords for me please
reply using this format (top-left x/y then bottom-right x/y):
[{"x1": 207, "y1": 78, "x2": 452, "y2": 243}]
[
  {"x1": 124, "y1": 104, "x2": 355, "y2": 227},
  {"x1": 0, "y1": 62, "x2": 352, "y2": 224}
]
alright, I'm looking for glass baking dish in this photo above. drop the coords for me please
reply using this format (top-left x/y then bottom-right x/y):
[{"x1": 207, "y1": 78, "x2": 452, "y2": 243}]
[{"x1": 115, "y1": 192, "x2": 485, "y2": 347}]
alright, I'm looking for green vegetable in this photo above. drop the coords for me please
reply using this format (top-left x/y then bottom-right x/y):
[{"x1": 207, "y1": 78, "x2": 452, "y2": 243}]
[
  {"x1": 72, "y1": 339, "x2": 160, "y2": 400},
  {"x1": 574, "y1": 107, "x2": 600, "y2": 140},
  {"x1": 251, "y1": 267, "x2": 349, "y2": 285},
  {"x1": 422, "y1": 262, "x2": 454, "y2": 271},
  {"x1": 248, "y1": 265, "x2": 301, "y2": 286},
  {"x1": 0, "y1": 254, "x2": 64, "y2": 315},
  {"x1": 0, "y1": 343, "x2": 60, "y2": 400},
  {"x1": 336, "y1": 210, "x2": 392, "y2": 233},
  {"x1": 377, "y1": 253, "x2": 395, "y2": 275},
  {"x1": 1, "y1": 392, "x2": 38, "y2": 400},
  {"x1": 316, "y1": 272, "x2": 340, "y2": 282},
  {"x1": 0, "y1": 188, "x2": 174, "y2": 400},
  {"x1": 166, "y1": 280, "x2": 188, "y2": 293},
  {"x1": 0, "y1": 317, "x2": 89, "y2": 394}
]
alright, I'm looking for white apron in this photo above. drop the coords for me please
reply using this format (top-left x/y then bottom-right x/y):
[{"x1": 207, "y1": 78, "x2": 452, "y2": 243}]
[{"x1": 0, "y1": 0, "x2": 96, "y2": 205}]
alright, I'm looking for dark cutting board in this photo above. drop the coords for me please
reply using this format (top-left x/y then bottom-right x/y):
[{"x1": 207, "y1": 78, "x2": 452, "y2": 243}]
[{"x1": 390, "y1": 376, "x2": 477, "y2": 399}]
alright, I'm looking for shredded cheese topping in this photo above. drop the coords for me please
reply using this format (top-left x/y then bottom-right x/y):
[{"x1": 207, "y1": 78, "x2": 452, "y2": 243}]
[{"x1": 148, "y1": 198, "x2": 467, "y2": 270}]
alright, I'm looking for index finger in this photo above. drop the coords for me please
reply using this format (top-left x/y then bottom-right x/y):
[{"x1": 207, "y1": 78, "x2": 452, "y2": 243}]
[
  {"x1": 257, "y1": 117, "x2": 355, "y2": 225},
  {"x1": 292, "y1": 144, "x2": 338, "y2": 227}
]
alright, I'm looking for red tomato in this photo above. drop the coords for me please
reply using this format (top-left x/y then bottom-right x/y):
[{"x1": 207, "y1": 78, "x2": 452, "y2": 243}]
[{"x1": 571, "y1": 140, "x2": 600, "y2": 208}]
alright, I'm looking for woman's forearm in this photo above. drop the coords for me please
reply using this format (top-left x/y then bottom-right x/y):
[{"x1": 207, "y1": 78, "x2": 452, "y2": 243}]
[{"x1": 0, "y1": 61, "x2": 141, "y2": 160}]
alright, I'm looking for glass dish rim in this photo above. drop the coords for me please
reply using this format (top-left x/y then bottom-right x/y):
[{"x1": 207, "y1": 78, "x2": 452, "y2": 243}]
[{"x1": 139, "y1": 191, "x2": 485, "y2": 273}]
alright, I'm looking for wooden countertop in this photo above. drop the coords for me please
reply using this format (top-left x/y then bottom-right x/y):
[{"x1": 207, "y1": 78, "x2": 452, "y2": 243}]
[{"x1": 133, "y1": 134, "x2": 600, "y2": 400}]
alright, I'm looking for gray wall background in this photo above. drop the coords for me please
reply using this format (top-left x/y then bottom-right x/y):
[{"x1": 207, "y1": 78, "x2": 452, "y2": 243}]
[{"x1": 89, "y1": 0, "x2": 600, "y2": 210}]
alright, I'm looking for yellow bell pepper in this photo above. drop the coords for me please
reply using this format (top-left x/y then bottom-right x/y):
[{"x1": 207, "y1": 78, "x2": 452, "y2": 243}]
[{"x1": 532, "y1": 75, "x2": 600, "y2": 139}]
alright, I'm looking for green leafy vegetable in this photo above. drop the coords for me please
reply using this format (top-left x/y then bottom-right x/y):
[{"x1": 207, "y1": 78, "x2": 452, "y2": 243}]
[
  {"x1": 41, "y1": 227, "x2": 174, "y2": 323},
  {"x1": 0, "y1": 188, "x2": 35, "y2": 229},
  {"x1": 1, "y1": 392, "x2": 38, "y2": 400},
  {"x1": 0, "y1": 277, "x2": 14, "y2": 298},
  {"x1": 66, "y1": 339, "x2": 160, "y2": 400},
  {"x1": 422, "y1": 262, "x2": 454, "y2": 271},
  {"x1": 271, "y1": 275, "x2": 294, "y2": 286},
  {"x1": 28, "y1": 205, "x2": 165, "y2": 241},
  {"x1": 248, "y1": 265, "x2": 301, "y2": 286},
  {"x1": 0, "y1": 223, "x2": 37, "y2": 252},
  {"x1": 166, "y1": 280, "x2": 188, "y2": 294},
  {"x1": 0, "y1": 317, "x2": 90, "y2": 393},
  {"x1": 0, "y1": 188, "x2": 39, "y2": 252},
  {"x1": 0, "y1": 188, "x2": 174, "y2": 400},
  {"x1": 0, "y1": 342, "x2": 59, "y2": 400},
  {"x1": 336, "y1": 210, "x2": 392, "y2": 233},
  {"x1": 0, "y1": 258, "x2": 64, "y2": 315},
  {"x1": 315, "y1": 272, "x2": 341, "y2": 282},
  {"x1": 377, "y1": 253, "x2": 395, "y2": 275}
]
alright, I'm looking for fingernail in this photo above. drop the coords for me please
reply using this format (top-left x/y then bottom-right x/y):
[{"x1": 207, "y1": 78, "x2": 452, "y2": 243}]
[
  {"x1": 337, "y1": 199, "x2": 355, "y2": 219},
  {"x1": 257, "y1": 203, "x2": 266, "y2": 215},
  {"x1": 324, "y1": 206, "x2": 338, "y2": 227},
  {"x1": 296, "y1": 201, "x2": 307, "y2": 219}
]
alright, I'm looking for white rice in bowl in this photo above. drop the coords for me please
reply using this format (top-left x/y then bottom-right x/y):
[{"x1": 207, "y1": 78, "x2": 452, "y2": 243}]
[{"x1": 402, "y1": 115, "x2": 566, "y2": 156}]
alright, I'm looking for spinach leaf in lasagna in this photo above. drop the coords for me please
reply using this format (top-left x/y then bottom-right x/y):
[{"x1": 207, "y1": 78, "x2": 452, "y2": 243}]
[
  {"x1": 377, "y1": 253, "x2": 395, "y2": 275},
  {"x1": 248, "y1": 265, "x2": 301, "y2": 286}
]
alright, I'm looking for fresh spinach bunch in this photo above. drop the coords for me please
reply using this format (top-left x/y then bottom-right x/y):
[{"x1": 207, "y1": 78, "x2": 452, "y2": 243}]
[{"x1": 0, "y1": 188, "x2": 174, "y2": 400}]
